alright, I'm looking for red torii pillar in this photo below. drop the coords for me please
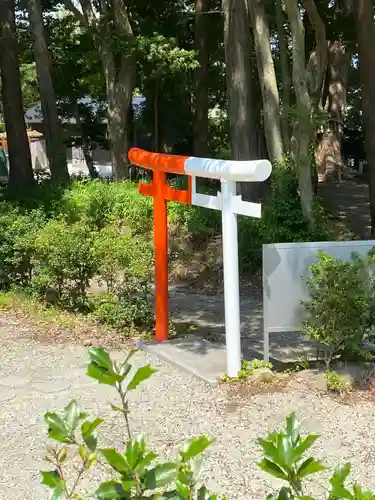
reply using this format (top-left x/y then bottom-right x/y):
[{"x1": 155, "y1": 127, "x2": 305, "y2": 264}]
[{"x1": 129, "y1": 148, "x2": 192, "y2": 341}]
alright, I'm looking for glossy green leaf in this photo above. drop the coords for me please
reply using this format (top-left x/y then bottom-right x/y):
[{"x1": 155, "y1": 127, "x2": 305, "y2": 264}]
[
  {"x1": 277, "y1": 435, "x2": 293, "y2": 469},
  {"x1": 50, "y1": 485, "x2": 65, "y2": 500},
  {"x1": 124, "y1": 439, "x2": 142, "y2": 470},
  {"x1": 134, "y1": 450, "x2": 157, "y2": 475},
  {"x1": 158, "y1": 491, "x2": 184, "y2": 500},
  {"x1": 292, "y1": 435, "x2": 319, "y2": 462},
  {"x1": 276, "y1": 488, "x2": 294, "y2": 500},
  {"x1": 329, "y1": 484, "x2": 354, "y2": 499},
  {"x1": 176, "y1": 481, "x2": 190, "y2": 499},
  {"x1": 40, "y1": 470, "x2": 63, "y2": 489},
  {"x1": 81, "y1": 418, "x2": 103, "y2": 451},
  {"x1": 330, "y1": 463, "x2": 352, "y2": 487},
  {"x1": 197, "y1": 486, "x2": 218, "y2": 500},
  {"x1": 127, "y1": 364, "x2": 157, "y2": 390},
  {"x1": 87, "y1": 363, "x2": 118, "y2": 386},
  {"x1": 258, "y1": 438, "x2": 282, "y2": 463},
  {"x1": 297, "y1": 457, "x2": 326, "y2": 478},
  {"x1": 101, "y1": 449, "x2": 129, "y2": 473},
  {"x1": 44, "y1": 412, "x2": 72, "y2": 443},
  {"x1": 179, "y1": 435, "x2": 214, "y2": 460},
  {"x1": 96, "y1": 481, "x2": 127, "y2": 499},
  {"x1": 285, "y1": 413, "x2": 300, "y2": 443},
  {"x1": 258, "y1": 458, "x2": 288, "y2": 481},
  {"x1": 88, "y1": 348, "x2": 114, "y2": 371},
  {"x1": 64, "y1": 400, "x2": 86, "y2": 433},
  {"x1": 177, "y1": 467, "x2": 192, "y2": 486},
  {"x1": 144, "y1": 462, "x2": 177, "y2": 490}
]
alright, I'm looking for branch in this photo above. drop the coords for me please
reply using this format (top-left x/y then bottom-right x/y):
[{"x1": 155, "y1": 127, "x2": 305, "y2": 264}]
[
  {"x1": 113, "y1": 0, "x2": 133, "y2": 35},
  {"x1": 79, "y1": 0, "x2": 97, "y2": 27},
  {"x1": 62, "y1": 0, "x2": 89, "y2": 27},
  {"x1": 302, "y1": 0, "x2": 327, "y2": 106}
]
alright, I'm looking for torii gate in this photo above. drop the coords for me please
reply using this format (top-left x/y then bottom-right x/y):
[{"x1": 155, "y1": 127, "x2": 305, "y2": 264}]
[{"x1": 129, "y1": 148, "x2": 272, "y2": 377}]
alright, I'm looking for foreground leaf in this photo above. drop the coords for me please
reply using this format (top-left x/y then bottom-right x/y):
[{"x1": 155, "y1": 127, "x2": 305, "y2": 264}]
[
  {"x1": 180, "y1": 435, "x2": 214, "y2": 461},
  {"x1": 127, "y1": 364, "x2": 157, "y2": 390},
  {"x1": 87, "y1": 363, "x2": 118, "y2": 386},
  {"x1": 297, "y1": 457, "x2": 326, "y2": 478},
  {"x1": 44, "y1": 413, "x2": 72, "y2": 443},
  {"x1": 258, "y1": 458, "x2": 288, "y2": 481},
  {"x1": 144, "y1": 462, "x2": 177, "y2": 489},
  {"x1": 96, "y1": 481, "x2": 127, "y2": 499},
  {"x1": 40, "y1": 470, "x2": 63, "y2": 489},
  {"x1": 88, "y1": 348, "x2": 114, "y2": 371},
  {"x1": 101, "y1": 449, "x2": 129, "y2": 474},
  {"x1": 81, "y1": 418, "x2": 103, "y2": 451}
]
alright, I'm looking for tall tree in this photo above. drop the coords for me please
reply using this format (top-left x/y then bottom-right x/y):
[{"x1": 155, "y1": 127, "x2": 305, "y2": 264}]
[
  {"x1": 63, "y1": 0, "x2": 135, "y2": 180},
  {"x1": 353, "y1": 0, "x2": 375, "y2": 236},
  {"x1": 275, "y1": 0, "x2": 292, "y2": 151},
  {"x1": 316, "y1": 40, "x2": 348, "y2": 181},
  {"x1": 222, "y1": 0, "x2": 258, "y2": 194},
  {"x1": 27, "y1": 0, "x2": 69, "y2": 184},
  {"x1": 0, "y1": 0, "x2": 35, "y2": 189},
  {"x1": 248, "y1": 0, "x2": 284, "y2": 163},
  {"x1": 193, "y1": 0, "x2": 210, "y2": 157},
  {"x1": 284, "y1": 0, "x2": 327, "y2": 226}
]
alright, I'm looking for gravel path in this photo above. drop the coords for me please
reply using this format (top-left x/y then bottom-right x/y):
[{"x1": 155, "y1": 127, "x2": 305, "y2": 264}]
[{"x1": 2, "y1": 321, "x2": 375, "y2": 499}]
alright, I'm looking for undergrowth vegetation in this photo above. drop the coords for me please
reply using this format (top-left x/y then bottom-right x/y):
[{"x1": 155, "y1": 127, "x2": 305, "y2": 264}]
[
  {"x1": 0, "y1": 161, "x2": 334, "y2": 335},
  {"x1": 41, "y1": 349, "x2": 375, "y2": 499}
]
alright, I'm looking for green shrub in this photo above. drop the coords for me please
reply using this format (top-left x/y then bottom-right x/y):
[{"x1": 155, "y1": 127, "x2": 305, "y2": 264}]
[
  {"x1": 31, "y1": 220, "x2": 98, "y2": 310},
  {"x1": 0, "y1": 208, "x2": 45, "y2": 289},
  {"x1": 89, "y1": 283, "x2": 153, "y2": 331},
  {"x1": 325, "y1": 370, "x2": 352, "y2": 393},
  {"x1": 302, "y1": 250, "x2": 372, "y2": 369},
  {"x1": 92, "y1": 226, "x2": 152, "y2": 292},
  {"x1": 262, "y1": 156, "x2": 332, "y2": 245},
  {"x1": 41, "y1": 348, "x2": 216, "y2": 500},
  {"x1": 40, "y1": 350, "x2": 375, "y2": 500}
]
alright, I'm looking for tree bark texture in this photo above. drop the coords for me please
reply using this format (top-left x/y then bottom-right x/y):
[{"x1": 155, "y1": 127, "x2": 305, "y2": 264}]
[
  {"x1": 193, "y1": 0, "x2": 210, "y2": 157},
  {"x1": 223, "y1": 0, "x2": 260, "y2": 199},
  {"x1": 353, "y1": 0, "x2": 375, "y2": 236},
  {"x1": 27, "y1": 0, "x2": 69, "y2": 184},
  {"x1": 316, "y1": 41, "x2": 348, "y2": 181},
  {"x1": 248, "y1": 0, "x2": 284, "y2": 163},
  {"x1": 275, "y1": 0, "x2": 292, "y2": 151},
  {"x1": 0, "y1": 0, "x2": 35, "y2": 189},
  {"x1": 284, "y1": 0, "x2": 314, "y2": 226},
  {"x1": 64, "y1": 0, "x2": 135, "y2": 180}
]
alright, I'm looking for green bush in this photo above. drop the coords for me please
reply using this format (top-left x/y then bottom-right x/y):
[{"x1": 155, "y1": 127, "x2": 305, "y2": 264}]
[
  {"x1": 325, "y1": 370, "x2": 352, "y2": 393},
  {"x1": 93, "y1": 226, "x2": 152, "y2": 292},
  {"x1": 262, "y1": 156, "x2": 332, "y2": 245},
  {"x1": 31, "y1": 220, "x2": 98, "y2": 310},
  {"x1": 302, "y1": 250, "x2": 372, "y2": 369},
  {"x1": 40, "y1": 349, "x2": 375, "y2": 500},
  {"x1": 89, "y1": 282, "x2": 153, "y2": 330},
  {"x1": 0, "y1": 208, "x2": 45, "y2": 289}
]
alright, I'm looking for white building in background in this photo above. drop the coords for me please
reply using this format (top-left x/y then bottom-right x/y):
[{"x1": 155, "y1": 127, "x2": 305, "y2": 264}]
[{"x1": 24, "y1": 95, "x2": 145, "y2": 178}]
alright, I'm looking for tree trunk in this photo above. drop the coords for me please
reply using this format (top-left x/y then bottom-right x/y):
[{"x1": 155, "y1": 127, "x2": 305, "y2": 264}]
[
  {"x1": 353, "y1": 0, "x2": 375, "y2": 236},
  {"x1": 27, "y1": 0, "x2": 69, "y2": 184},
  {"x1": 0, "y1": 0, "x2": 34, "y2": 189},
  {"x1": 284, "y1": 0, "x2": 315, "y2": 226},
  {"x1": 193, "y1": 0, "x2": 210, "y2": 157},
  {"x1": 223, "y1": 0, "x2": 258, "y2": 198},
  {"x1": 82, "y1": 140, "x2": 97, "y2": 179},
  {"x1": 316, "y1": 41, "x2": 348, "y2": 182},
  {"x1": 101, "y1": 50, "x2": 135, "y2": 180},
  {"x1": 248, "y1": 0, "x2": 284, "y2": 163},
  {"x1": 276, "y1": 0, "x2": 292, "y2": 151}
]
